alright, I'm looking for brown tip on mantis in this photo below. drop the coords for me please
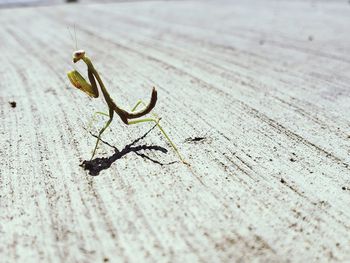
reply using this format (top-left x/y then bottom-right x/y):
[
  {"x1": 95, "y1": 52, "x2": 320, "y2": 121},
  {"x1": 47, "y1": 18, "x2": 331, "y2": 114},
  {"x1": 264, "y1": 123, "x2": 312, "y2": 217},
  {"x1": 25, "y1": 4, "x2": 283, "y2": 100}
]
[{"x1": 67, "y1": 49, "x2": 188, "y2": 165}]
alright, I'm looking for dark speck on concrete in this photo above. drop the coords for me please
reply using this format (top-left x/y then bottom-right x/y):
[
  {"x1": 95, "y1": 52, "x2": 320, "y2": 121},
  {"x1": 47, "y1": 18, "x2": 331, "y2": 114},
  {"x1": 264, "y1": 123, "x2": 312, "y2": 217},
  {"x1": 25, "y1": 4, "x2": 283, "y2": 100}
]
[
  {"x1": 9, "y1": 101, "x2": 16, "y2": 108},
  {"x1": 185, "y1": 137, "x2": 206, "y2": 143}
]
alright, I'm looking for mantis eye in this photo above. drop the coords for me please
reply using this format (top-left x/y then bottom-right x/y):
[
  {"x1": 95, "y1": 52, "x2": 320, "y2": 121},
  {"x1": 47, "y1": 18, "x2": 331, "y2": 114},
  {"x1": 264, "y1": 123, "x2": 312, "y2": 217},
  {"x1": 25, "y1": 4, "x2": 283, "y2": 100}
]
[{"x1": 73, "y1": 50, "x2": 85, "y2": 62}]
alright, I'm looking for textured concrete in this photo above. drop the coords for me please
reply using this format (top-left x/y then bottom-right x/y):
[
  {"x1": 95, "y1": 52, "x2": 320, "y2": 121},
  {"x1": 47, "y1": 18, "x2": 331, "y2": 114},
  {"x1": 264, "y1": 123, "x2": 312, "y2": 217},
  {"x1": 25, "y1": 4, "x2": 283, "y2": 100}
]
[{"x1": 1, "y1": 1, "x2": 350, "y2": 262}]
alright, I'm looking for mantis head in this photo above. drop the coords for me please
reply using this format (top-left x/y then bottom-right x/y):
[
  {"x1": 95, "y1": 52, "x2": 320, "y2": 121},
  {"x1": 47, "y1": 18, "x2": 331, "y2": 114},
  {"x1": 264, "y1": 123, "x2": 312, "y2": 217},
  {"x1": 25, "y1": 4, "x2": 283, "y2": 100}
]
[
  {"x1": 73, "y1": 50, "x2": 85, "y2": 63},
  {"x1": 67, "y1": 49, "x2": 99, "y2": 98}
]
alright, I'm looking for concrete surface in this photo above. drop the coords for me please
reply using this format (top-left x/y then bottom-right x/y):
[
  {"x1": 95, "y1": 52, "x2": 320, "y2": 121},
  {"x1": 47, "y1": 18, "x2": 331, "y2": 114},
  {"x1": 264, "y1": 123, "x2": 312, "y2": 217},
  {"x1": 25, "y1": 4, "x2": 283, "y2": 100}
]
[{"x1": 1, "y1": 0, "x2": 350, "y2": 262}]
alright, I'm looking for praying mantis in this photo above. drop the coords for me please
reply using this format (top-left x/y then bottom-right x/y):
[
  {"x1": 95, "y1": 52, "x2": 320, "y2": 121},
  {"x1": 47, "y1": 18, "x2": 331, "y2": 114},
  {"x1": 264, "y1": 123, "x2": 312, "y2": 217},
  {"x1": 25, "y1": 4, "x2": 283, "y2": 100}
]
[{"x1": 67, "y1": 49, "x2": 187, "y2": 164}]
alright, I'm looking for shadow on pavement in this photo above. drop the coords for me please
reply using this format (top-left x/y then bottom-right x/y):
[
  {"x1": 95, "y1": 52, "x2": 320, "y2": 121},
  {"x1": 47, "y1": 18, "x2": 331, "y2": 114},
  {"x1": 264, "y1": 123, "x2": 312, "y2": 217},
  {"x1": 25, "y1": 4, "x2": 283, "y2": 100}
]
[{"x1": 80, "y1": 124, "x2": 177, "y2": 176}]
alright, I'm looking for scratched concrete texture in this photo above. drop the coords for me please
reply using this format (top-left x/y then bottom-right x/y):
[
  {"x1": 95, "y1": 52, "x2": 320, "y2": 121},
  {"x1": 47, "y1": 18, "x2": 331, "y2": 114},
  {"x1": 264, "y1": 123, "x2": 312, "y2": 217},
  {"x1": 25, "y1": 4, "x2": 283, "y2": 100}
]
[{"x1": 1, "y1": 0, "x2": 350, "y2": 262}]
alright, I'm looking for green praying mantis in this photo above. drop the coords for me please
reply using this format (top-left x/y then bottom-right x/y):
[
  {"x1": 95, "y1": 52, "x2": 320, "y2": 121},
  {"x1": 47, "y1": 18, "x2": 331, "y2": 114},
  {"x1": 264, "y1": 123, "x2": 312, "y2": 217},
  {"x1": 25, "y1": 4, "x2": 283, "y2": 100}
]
[{"x1": 67, "y1": 49, "x2": 187, "y2": 164}]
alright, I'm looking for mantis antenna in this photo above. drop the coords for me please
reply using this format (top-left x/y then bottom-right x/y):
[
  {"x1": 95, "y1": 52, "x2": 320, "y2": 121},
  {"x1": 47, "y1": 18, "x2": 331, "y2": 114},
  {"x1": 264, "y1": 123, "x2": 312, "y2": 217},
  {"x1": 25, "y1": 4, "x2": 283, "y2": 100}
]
[
  {"x1": 67, "y1": 24, "x2": 79, "y2": 53},
  {"x1": 67, "y1": 26, "x2": 76, "y2": 51},
  {"x1": 67, "y1": 50, "x2": 188, "y2": 165},
  {"x1": 74, "y1": 24, "x2": 77, "y2": 50}
]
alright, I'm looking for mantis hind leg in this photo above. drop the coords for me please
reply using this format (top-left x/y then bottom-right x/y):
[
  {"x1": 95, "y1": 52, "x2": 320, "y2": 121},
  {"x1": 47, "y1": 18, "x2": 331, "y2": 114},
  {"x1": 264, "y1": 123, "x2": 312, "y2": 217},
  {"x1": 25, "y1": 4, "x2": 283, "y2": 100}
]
[
  {"x1": 129, "y1": 100, "x2": 188, "y2": 164},
  {"x1": 91, "y1": 109, "x2": 114, "y2": 160}
]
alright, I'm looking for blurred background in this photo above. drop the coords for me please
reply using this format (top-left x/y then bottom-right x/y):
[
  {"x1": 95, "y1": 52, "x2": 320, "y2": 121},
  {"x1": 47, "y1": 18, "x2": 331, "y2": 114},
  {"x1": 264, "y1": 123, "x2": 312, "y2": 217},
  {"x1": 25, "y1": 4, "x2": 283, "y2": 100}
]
[
  {"x1": 0, "y1": 0, "x2": 189, "y2": 8},
  {"x1": 0, "y1": 0, "x2": 147, "y2": 8}
]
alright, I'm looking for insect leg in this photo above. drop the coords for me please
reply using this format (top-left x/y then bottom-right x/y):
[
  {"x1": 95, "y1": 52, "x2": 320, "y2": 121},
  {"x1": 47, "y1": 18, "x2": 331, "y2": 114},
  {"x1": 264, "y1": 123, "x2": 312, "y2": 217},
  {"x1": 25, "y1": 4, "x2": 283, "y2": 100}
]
[
  {"x1": 131, "y1": 100, "x2": 143, "y2": 112},
  {"x1": 87, "y1": 111, "x2": 110, "y2": 130},
  {"x1": 131, "y1": 99, "x2": 160, "y2": 120},
  {"x1": 127, "y1": 117, "x2": 188, "y2": 164},
  {"x1": 91, "y1": 109, "x2": 114, "y2": 159}
]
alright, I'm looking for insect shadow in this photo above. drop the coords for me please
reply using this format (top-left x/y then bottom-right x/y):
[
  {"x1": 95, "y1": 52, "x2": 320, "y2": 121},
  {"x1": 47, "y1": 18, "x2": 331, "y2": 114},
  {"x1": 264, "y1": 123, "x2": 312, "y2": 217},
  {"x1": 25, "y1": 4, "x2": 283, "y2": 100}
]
[{"x1": 80, "y1": 124, "x2": 177, "y2": 176}]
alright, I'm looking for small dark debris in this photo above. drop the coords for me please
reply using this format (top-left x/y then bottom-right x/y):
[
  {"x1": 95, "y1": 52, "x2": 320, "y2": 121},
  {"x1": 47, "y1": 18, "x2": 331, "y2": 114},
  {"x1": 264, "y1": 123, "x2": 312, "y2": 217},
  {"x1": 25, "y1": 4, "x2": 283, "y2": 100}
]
[
  {"x1": 45, "y1": 88, "x2": 57, "y2": 95},
  {"x1": 9, "y1": 101, "x2": 16, "y2": 108},
  {"x1": 289, "y1": 223, "x2": 297, "y2": 228},
  {"x1": 185, "y1": 137, "x2": 206, "y2": 143},
  {"x1": 280, "y1": 178, "x2": 286, "y2": 184},
  {"x1": 342, "y1": 186, "x2": 347, "y2": 190},
  {"x1": 103, "y1": 258, "x2": 109, "y2": 262},
  {"x1": 269, "y1": 158, "x2": 273, "y2": 162},
  {"x1": 290, "y1": 158, "x2": 296, "y2": 162}
]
